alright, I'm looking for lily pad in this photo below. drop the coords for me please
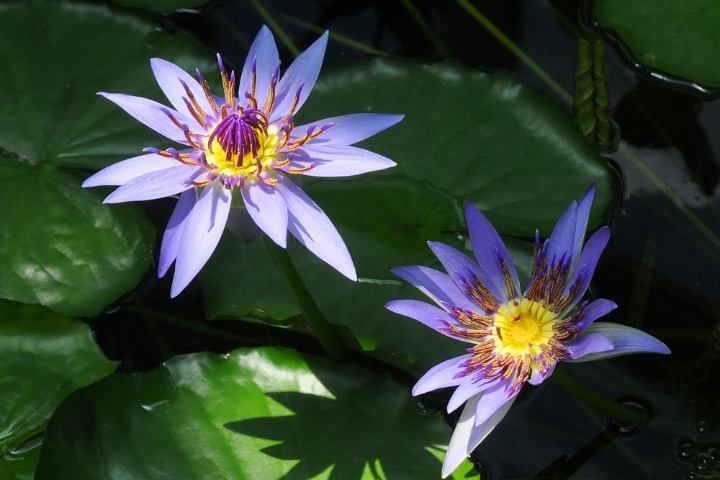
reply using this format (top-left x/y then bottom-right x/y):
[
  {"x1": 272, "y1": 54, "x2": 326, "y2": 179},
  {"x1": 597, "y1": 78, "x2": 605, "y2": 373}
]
[
  {"x1": 301, "y1": 57, "x2": 613, "y2": 235},
  {"x1": 36, "y1": 347, "x2": 477, "y2": 479},
  {"x1": 0, "y1": 300, "x2": 117, "y2": 460},
  {"x1": 0, "y1": 162, "x2": 154, "y2": 317},
  {"x1": 594, "y1": 0, "x2": 720, "y2": 88},
  {"x1": 0, "y1": 0, "x2": 214, "y2": 315}
]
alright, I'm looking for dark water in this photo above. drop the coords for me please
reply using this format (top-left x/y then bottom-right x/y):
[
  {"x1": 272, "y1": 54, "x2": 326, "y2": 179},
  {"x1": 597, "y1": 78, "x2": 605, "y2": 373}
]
[{"x1": 94, "y1": 1, "x2": 720, "y2": 478}]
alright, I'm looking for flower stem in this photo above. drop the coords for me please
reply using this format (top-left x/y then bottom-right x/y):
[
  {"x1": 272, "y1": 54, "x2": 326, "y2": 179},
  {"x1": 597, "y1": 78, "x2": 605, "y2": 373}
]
[
  {"x1": 553, "y1": 369, "x2": 649, "y2": 427},
  {"x1": 264, "y1": 238, "x2": 347, "y2": 360}
]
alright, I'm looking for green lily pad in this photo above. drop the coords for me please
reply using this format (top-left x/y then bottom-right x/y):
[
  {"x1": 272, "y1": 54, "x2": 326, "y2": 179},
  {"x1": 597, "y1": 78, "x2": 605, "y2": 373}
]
[
  {"x1": 0, "y1": 300, "x2": 117, "y2": 461},
  {"x1": 301, "y1": 57, "x2": 613, "y2": 235},
  {"x1": 0, "y1": 162, "x2": 154, "y2": 317},
  {"x1": 594, "y1": 0, "x2": 720, "y2": 87},
  {"x1": 36, "y1": 347, "x2": 477, "y2": 479},
  {"x1": 0, "y1": 0, "x2": 215, "y2": 315},
  {"x1": 0, "y1": 439, "x2": 40, "y2": 480}
]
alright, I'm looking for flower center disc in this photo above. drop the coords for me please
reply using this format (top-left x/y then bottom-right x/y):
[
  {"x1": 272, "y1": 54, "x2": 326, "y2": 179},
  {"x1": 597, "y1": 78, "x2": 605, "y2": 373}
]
[
  {"x1": 202, "y1": 110, "x2": 282, "y2": 188},
  {"x1": 507, "y1": 312, "x2": 542, "y2": 346}
]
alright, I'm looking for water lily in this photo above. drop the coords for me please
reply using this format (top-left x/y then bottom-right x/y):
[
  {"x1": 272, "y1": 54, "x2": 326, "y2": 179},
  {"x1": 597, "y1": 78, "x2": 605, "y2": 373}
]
[
  {"x1": 83, "y1": 26, "x2": 402, "y2": 297},
  {"x1": 386, "y1": 186, "x2": 670, "y2": 478}
]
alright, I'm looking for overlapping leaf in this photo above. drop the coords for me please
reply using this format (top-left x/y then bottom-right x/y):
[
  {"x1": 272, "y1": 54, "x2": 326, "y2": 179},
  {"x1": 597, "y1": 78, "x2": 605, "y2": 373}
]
[
  {"x1": 0, "y1": 0, "x2": 214, "y2": 315},
  {"x1": 36, "y1": 347, "x2": 477, "y2": 479},
  {"x1": 0, "y1": 300, "x2": 117, "y2": 472},
  {"x1": 595, "y1": 0, "x2": 720, "y2": 87}
]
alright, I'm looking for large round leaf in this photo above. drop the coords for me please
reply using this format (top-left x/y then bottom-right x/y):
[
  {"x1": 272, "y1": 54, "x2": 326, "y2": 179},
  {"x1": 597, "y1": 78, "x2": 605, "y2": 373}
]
[
  {"x1": 594, "y1": 0, "x2": 720, "y2": 88},
  {"x1": 0, "y1": 300, "x2": 117, "y2": 461},
  {"x1": 36, "y1": 347, "x2": 477, "y2": 479},
  {"x1": 0, "y1": 0, "x2": 214, "y2": 315},
  {"x1": 0, "y1": 162, "x2": 153, "y2": 317},
  {"x1": 300, "y1": 57, "x2": 613, "y2": 235}
]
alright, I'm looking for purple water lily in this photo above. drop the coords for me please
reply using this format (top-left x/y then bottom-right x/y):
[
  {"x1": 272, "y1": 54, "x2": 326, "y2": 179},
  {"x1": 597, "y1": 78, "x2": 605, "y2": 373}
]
[
  {"x1": 83, "y1": 26, "x2": 402, "y2": 297},
  {"x1": 386, "y1": 186, "x2": 670, "y2": 478}
]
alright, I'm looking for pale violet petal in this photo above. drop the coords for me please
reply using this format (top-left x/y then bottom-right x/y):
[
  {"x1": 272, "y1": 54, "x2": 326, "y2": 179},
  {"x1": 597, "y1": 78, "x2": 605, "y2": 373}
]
[
  {"x1": 390, "y1": 265, "x2": 477, "y2": 311},
  {"x1": 528, "y1": 363, "x2": 556, "y2": 386},
  {"x1": 241, "y1": 181, "x2": 289, "y2": 247},
  {"x1": 564, "y1": 332, "x2": 614, "y2": 360},
  {"x1": 151, "y1": 58, "x2": 211, "y2": 129},
  {"x1": 428, "y1": 241, "x2": 506, "y2": 310},
  {"x1": 385, "y1": 299, "x2": 473, "y2": 342},
  {"x1": 544, "y1": 200, "x2": 578, "y2": 270},
  {"x1": 412, "y1": 355, "x2": 472, "y2": 396},
  {"x1": 545, "y1": 185, "x2": 596, "y2": 269},
  {"x1": 171, "y1": 184, "x2": 231, "y2": 297},
  {"x1": 561, "y1": 227, "x2": 611, "y2": 312},
  {"x1": 158, "y1": 189, "x2": 197, "y2": 278},
  {"x1": 569, "y1": 323, "x2": 670, "y2": 363},
  {"x1": 103, "y1": 164, "x2": 197, "y2": 203},
  {"x1": 473, "y1": 382, "x2": 517, "y2": 426},
  {"x1": 573, "y1": 298, "x2": 617, "y2": 334},
  {"x1": 82, "y1": 154, "x2": 180, "y2": 187},
  {"x1": 293, "y1": 113, "x2": 404, "y2": 146},
  {"x1": 571, "y1": 185, "x2": 596, "y2": 260},
  {"x1": 238, "y1": 26, "x2": 279, "y2": 111},
  {"x1": 464, "y1": 201, "x2": 520, "y2": 301},
  {"x1": 99, "y1": 93, "x2": 193, "y2": 144},
  {"x1": 271, "y1": 31, "x2": 328, "y2": 120},
  {"x1": 289, "y1": 145, "x2": 396, "y2": 177},
  {"x1": 277, "y1": 178, "x2": 356, "y2": 280},
  {"x1": 441, "y1": 394, "x2": 516, "y2": 478},
  {"x1": 447, "y1": 377, "x2": 498, "y2": 413}
]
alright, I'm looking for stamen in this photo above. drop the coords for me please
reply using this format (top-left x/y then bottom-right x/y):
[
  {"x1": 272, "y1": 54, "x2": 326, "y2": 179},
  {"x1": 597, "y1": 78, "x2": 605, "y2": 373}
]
[
  {"x1": 160, "y1": 107, "x2": 185, "y2": 131},
  {"x1": 499, "y1": 253, "x2": 518, "y2": 300},
  {"x1": 289, "y1": 84, "x2": 303, "y2": 115},
  {"x1": 196, "y1": 69, "x2": 219, "y2": 114},
  {"x1": 286, "y1": 124, "x2": 330, "y2": 151},
  {"x1": 182, "y1": 124, "x2": 202, "y2": 149},
  {"x1": 217, "y1": 54, "x2": 236, "y2": 109},
  {"x1": 179, "y1": 79, "x2": 208, "y2": 125},
  {"x1": 262, "y1": 63, "x2": 280, "y2": 113}
]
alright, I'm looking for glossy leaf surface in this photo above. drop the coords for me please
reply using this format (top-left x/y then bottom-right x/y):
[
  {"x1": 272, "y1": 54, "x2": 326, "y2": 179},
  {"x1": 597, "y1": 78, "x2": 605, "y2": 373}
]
[
  {"x1": 595, "y1": 0, "x2": 720, "y2": 87},
  {"x1": 37, "y1": 347, "x2": 477, "y2": 479}
]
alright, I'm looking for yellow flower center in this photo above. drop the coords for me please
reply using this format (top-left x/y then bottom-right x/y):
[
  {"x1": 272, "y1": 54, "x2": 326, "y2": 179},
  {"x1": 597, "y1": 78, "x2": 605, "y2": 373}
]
[
  {"x1": 492, "y1": 298, "x2": 557, "y2": 358},
  {"x1": 201, "y1": 114, "x2": 285, "y2": 188}
]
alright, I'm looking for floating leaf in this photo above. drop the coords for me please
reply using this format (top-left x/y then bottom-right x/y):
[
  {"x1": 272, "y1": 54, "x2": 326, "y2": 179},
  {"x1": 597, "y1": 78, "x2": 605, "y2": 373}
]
[
  {"x1": 301, "y1": 57, "x2": 613, "y2": 235},
  {"x1": 594, "y1": 0, "x2": 720, "y2": 88},
  {"x1": 37, "y1": 347, "x2": 476, "y2": 479},
  {"x1": 0, "y1": 0, "x2": 214, "y2": 315}
]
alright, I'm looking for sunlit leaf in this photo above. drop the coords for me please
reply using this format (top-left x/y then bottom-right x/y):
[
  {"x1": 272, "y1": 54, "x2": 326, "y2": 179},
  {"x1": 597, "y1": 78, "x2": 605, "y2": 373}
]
[
  {"x1": 0, "y1": 162, "x2": 154, "y2": 317},
  {"x1": 0, "y1": 0, "x2": 214, "y2": 315},
  {"x1": 37, "y1": 347, "x2": 476, "y2": 479}
]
